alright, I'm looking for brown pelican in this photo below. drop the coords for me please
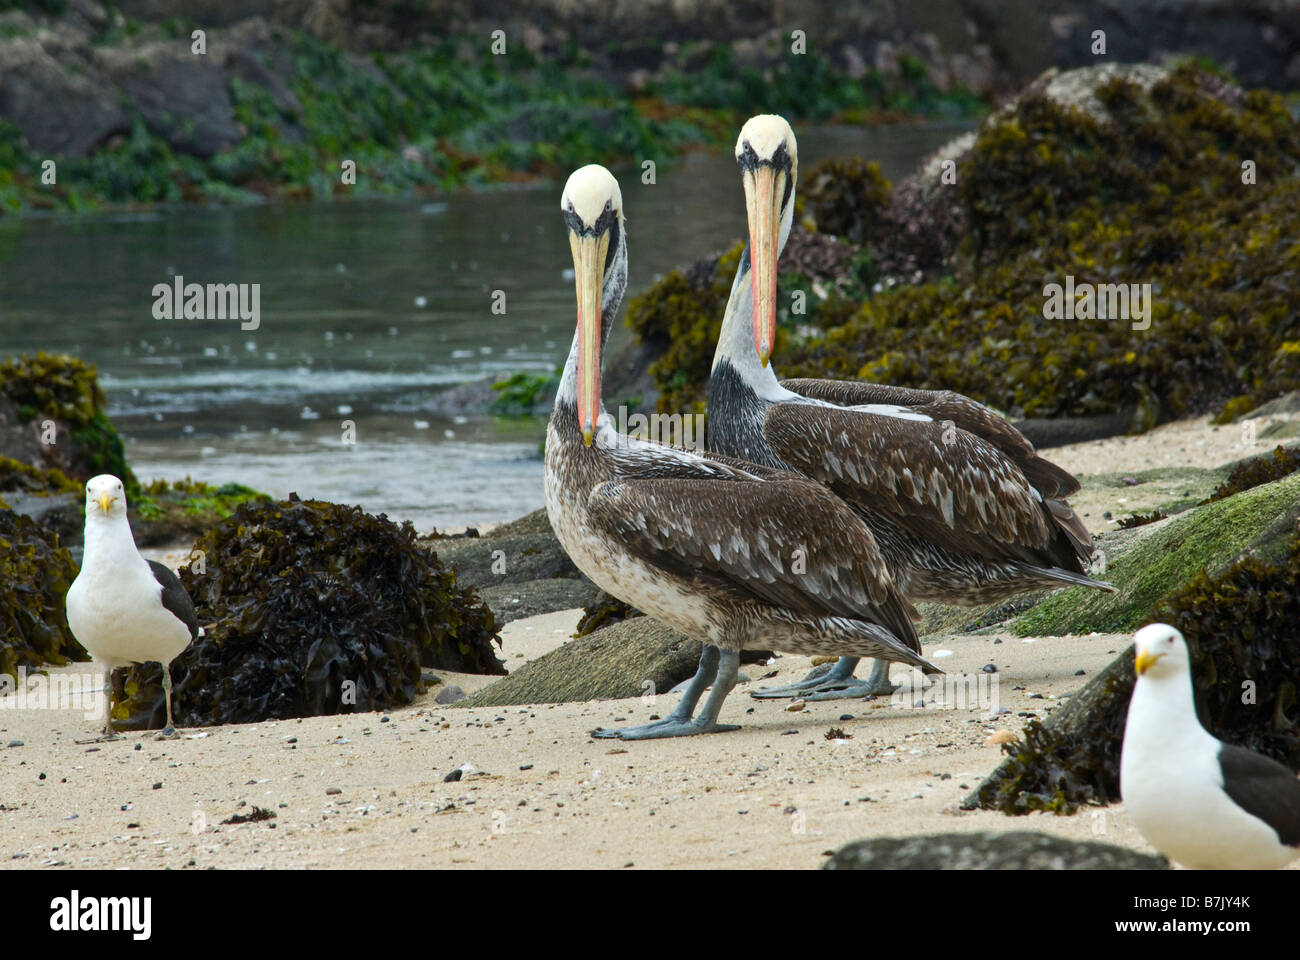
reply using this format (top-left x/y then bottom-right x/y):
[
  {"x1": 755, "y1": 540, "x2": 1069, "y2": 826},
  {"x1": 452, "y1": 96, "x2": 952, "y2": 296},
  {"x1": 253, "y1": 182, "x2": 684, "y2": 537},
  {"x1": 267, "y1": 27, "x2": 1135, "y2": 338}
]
[
  {"x1": 545, "y1": 164, "x2": 939, "y2": 739},
  {"x1": 708, "y1": 115, "x2": 1113, "y2": 701}
]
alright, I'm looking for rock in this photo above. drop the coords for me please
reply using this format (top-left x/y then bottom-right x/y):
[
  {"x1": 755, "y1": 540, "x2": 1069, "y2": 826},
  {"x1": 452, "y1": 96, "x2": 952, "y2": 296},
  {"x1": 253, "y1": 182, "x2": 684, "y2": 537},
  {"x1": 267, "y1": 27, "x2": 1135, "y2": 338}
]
[
  {"x1": 0, "y1": 34, "x2": 129, "y2": 156},
  {"x1": 824, "y1": 832, "x2": 1168, "y2": 870},
  {"x1": 1015, "y1": 471, "x2": 1300, "y2": 636},
  {"x1": 96, "y1": 44, "x2": 241, "y2": 157},
  {"x1": 458, "y1": 616, "x2": 702, "y2": 708},
  {"x1": 429, "y1": 509, "x2": 583, "y2": 586},
  {"x1": 477, "y1": 578, "x2": 604, "y2": 625},
  {"x1": 434, "y1": 685, "x2": 466, "y2": 705},
  {"x1": 0, "y1": 491, "x2": 82, "y2": 548}
]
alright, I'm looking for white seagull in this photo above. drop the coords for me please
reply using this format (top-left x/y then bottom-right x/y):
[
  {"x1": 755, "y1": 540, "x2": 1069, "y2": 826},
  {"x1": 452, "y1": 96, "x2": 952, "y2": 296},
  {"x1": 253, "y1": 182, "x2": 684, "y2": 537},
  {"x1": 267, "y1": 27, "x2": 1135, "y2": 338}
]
[
  {"x1": 65, "y1": 474, "x2": 198, "y2": 739},
  {"x1": 1121, "y1": 623, "x2": 1300, "y2": 869}
]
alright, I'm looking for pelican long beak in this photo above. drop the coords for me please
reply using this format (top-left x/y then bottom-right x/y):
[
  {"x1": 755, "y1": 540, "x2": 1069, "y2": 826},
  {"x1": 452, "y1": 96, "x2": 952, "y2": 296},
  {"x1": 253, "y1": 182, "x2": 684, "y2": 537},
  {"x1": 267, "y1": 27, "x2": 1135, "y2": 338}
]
[
  {"x1": 1134, "y1": 650, "x2": 1165, "y2": 675},
  {"x1": 742, "y1": 164, "x2": 782, "y2": 367},
  {"x1": 97, "y1": 493, "x2": 112, "y2": 513},
  {"x1": 568, "y1": 228, "x2": 609, "y2": 446}
]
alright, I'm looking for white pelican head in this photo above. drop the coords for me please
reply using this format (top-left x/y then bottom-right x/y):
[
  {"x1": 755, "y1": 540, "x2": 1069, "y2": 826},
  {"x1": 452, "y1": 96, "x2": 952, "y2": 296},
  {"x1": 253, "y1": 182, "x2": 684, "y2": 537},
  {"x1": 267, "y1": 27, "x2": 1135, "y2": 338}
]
[
  {"x1": 561, "y1": 164, "x2": 624, "y2": 446},
  {"x1": 735, "y1": 114, "x2": 798, "y2": 368}
]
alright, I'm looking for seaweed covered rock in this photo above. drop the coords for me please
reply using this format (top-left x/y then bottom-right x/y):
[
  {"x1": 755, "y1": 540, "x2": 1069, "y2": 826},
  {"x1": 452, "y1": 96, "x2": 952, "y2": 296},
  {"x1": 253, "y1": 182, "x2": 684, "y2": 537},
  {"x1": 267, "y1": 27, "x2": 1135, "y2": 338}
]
[
  {"x1": 825, "y1": 831, "x2": 1168, "y2": 870},
  {"x1": 1015, "y1": 471, "x2": 1300, "y2": 636},
  {"x1": 785, "y1": 63, "x2": 1300, "y2": 428},
  {"x1": 0, "y1": 508, "x2": 85, "y2": 678},
  {"x1": 967, "y1": 534, "x2": 1300, "y2": 815},
  {"x1": 624, "y1": 242, "x2": 745, "y2": 417},
  {"x1": 800, "y1": 156, "x2": 891, "y2": 244},
  {"x1": 0, "y1": 353, "x2": 135, "y2": 490},
  {"x1": 113, "y1": 495, "x2": 504, "y2": 729},
  {"x1": 1204, "y1": 444, "x2": 1300, "y2": 504}
]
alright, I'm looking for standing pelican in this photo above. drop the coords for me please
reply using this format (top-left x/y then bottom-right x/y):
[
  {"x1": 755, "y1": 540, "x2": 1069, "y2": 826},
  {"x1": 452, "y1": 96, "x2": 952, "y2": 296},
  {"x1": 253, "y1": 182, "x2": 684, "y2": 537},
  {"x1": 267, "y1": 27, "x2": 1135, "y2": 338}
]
[
  {"x1": 709, "y1": 115, "x2": 1113, "y2": 701},
  {"x1": 545, "y1": 164, "x2": 939, "y2": 739}
]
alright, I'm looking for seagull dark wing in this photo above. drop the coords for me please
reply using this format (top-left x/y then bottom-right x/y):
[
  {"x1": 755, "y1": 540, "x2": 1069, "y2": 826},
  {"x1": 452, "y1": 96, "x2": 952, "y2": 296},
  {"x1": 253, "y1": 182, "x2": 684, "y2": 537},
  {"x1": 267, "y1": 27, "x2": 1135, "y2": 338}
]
[
  {"x1": 148, "y1": 560, "x2": 199, "y2": 640},
  {"x1": 1218, "y1": 743, "x2": 1300, "y2": 848}
]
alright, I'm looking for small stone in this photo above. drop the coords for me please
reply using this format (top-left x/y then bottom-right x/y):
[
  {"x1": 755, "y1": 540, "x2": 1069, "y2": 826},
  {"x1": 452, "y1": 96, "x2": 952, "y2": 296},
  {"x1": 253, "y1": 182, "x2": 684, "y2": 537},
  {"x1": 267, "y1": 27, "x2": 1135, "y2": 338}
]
[
  {"x1": 134, "y1": 743, "x2": 142, "y2": 751},
  {"x1": 982, "y1": 664, "x2": 997, "y2": 673},
  {"x1": 435, "y1": 685, "x2": 466, "y2": 705},
  {"x1": 786, "y1": 699, "x2": 806, "y2": 712},
  {"x1": 839, "y1": 714, "x2": 854, "y2": 721},
  {"x1": 985, "y1": 730, "x2": 1018, "y2": 746},
  {"x1": 325, "y1": 787, "x2": 342, "y2": 796},
  {"x1": 520, "y1": 763, "x2": 534, "y2": 770},
  {"x1": 6, "y1": 740, "x2": 22, "y2": 748},
  {"x1": 1074, "y1": 669, "x2": 1086, "y2": 676},
  {"x1": 152, "y1": 782, "x2": 163, "y2": 790},
  {"x1": 443, "y1": 769, "x2": 463, "y2": 782}
]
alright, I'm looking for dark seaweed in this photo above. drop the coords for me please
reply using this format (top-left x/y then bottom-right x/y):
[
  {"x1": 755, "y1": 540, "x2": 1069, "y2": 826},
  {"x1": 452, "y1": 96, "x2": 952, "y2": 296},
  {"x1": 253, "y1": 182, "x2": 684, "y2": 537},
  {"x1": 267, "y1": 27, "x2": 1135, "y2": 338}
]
[
  {"x1": 113, "y1": 495, "x2": 505, "y2": 730},
  {"x1": 0, "y1": 508, "x2": 85, "y2": 678}
]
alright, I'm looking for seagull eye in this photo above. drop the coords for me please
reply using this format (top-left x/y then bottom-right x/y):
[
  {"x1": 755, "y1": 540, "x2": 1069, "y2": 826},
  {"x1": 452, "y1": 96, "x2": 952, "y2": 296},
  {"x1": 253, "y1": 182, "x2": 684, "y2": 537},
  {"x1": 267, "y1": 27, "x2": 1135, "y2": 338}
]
[{"x1": 604, "y1": 200, "x2": 611, "y2": 212}]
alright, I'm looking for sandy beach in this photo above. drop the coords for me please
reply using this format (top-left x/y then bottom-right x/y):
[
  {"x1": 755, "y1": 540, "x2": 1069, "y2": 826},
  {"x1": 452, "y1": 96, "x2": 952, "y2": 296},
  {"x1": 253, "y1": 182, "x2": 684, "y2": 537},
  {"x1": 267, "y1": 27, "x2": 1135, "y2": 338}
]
[{"x1": 2, "y1": 414, "x2": 1295, "y2": 870}]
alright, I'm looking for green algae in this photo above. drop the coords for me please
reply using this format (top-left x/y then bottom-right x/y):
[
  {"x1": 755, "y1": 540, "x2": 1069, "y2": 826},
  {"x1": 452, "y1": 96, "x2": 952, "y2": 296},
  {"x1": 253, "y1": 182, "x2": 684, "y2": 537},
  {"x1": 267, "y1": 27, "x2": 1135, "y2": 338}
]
[{"x1": 1014, "y1": 471, "x2": 1300, "y2": 636}]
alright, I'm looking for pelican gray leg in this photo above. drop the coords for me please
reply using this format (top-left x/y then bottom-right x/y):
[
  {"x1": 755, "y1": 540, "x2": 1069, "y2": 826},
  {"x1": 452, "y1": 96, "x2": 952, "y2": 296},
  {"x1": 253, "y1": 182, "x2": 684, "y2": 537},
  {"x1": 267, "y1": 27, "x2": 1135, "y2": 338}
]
[
  {"x1": 591, "y1": 645, "x2": 741, "y2": 739},
  {"x1": 750, "y1": 655, "x2": 899, "y2": 701}
]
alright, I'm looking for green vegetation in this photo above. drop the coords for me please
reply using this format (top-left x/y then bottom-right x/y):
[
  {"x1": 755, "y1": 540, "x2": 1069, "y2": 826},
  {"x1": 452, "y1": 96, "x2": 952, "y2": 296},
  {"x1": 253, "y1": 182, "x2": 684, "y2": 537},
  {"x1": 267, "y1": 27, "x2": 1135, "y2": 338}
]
[
  {"x1": 113, "y1": 494, "x2": 505, "y2": 729},
  {"x1": 0, "y1": 508, "x2": 85, "y2": 680},
  {"x1": 0, "y1": 28, "x2": 986, "y2": 214},
  {"x1": 489, "y1": 368, "x2": 561, "y2": 416},
  {"x1": 130, "y1": 477, "x2": 272, "y2": 545},
  {"x1": 798, "y1": 157, "x2": 892, "y2": 243},
  {"x1": 0, "y1": 455, "x2": 79, "y2": 496}
]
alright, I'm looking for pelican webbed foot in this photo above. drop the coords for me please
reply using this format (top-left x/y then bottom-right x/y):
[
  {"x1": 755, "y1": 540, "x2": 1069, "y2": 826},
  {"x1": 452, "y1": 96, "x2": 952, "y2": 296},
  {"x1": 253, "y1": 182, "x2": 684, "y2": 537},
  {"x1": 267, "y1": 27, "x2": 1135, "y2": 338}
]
[{"x1": 750, "y1": 657, "x2": 899, "y2": 701}]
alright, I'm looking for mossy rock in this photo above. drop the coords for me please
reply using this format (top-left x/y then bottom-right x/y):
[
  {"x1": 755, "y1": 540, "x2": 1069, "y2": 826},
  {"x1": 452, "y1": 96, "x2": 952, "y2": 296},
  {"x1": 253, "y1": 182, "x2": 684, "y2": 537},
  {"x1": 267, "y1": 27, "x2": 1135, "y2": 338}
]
[
  {"x1": 825, "y1": 831, "x2": 1168, "y2": 870},
  {"x1": 0, "y1": 508, "x2": 86, "y2": 679},
  {"x1": 967, "y1": 533, "x2": 1300, "y2": 815},
  {"x1": 113, "y1": 495, "x2": 504, "y2": 730},
  {"x1": 1014, "y1": 471, "x2": 1300, "y2": 636},
  {"x1": 128, "y1": 476, "x2": 272, "y2": 547},
  {"x1": 0, "y1": 353, "x2": 136, "y2": 490},
  {"x1": 458, "y1": 616, "x2": 702, "y2": 709}
]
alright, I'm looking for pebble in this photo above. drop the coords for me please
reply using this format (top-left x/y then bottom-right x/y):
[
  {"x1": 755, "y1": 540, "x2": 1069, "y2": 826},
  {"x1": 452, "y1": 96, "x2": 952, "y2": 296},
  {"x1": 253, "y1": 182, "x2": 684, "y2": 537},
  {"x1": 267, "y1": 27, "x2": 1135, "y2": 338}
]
[
  {"x1": 785, "y1": 699, "x2": 806, "y2": 712},
  {"x1": 6, "y1": 740, "x2": 22, "y2": 748},
  {"x1": 443, "y1": 769, "x2": 463, "y2": 782},
  {"x1": 152, "y1": 782, "x2": 162, "y2": 790},
  {"x1": 981, "y1": 664, "x2": 997, "y2": 673},
  {"x1": 839, "y1": 714, "x2": 854, "y2": 721},
  {"x1": 434, "y1": 685, "x2": 466, "y2": 705},
  {"x1": 325, "y1": 787, "x2": 342, "y2": 796}
]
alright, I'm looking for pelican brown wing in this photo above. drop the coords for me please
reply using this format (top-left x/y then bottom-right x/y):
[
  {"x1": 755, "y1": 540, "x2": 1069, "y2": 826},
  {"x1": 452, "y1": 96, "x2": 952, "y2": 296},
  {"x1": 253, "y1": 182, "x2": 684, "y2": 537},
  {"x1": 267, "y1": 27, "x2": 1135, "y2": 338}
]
[
  {"x1": 583, "y1": 469, "x2": 920, "y2": 651},
  {"x1": 762, "y1": 401, "x2": 1079, "y2": 567},
  {"x1": 779, "y1": 377, "x2": 1081, "y2": 500}
]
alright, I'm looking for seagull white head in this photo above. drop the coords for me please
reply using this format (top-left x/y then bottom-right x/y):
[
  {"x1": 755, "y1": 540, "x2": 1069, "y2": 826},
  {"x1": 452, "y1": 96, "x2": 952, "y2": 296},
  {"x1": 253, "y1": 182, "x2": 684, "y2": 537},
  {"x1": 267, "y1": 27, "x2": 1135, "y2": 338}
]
[
  {"x1": 735, "y1": 114, "x2": 798, "y2": 369},
  {"x1": 560, "y1": 164, "x2": 624, "y2": 447},
  {"x1": 84, "y1": 474, "x2": 127, "y2": 519},
  {"x1": 1133, "y1": 622, "x2": 1190, "y2": 679}
]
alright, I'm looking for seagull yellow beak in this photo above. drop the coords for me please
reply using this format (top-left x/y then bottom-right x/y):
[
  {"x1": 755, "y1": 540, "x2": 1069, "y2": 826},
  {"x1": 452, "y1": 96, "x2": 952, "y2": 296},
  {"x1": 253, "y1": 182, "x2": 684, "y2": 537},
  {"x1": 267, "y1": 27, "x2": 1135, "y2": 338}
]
[
  {"x1": 98, "y1": 493, "x2": 112, "y2": 513},
  {"x1": 1134, "y1": 650, "x2": 1165, "y2": 675}
]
